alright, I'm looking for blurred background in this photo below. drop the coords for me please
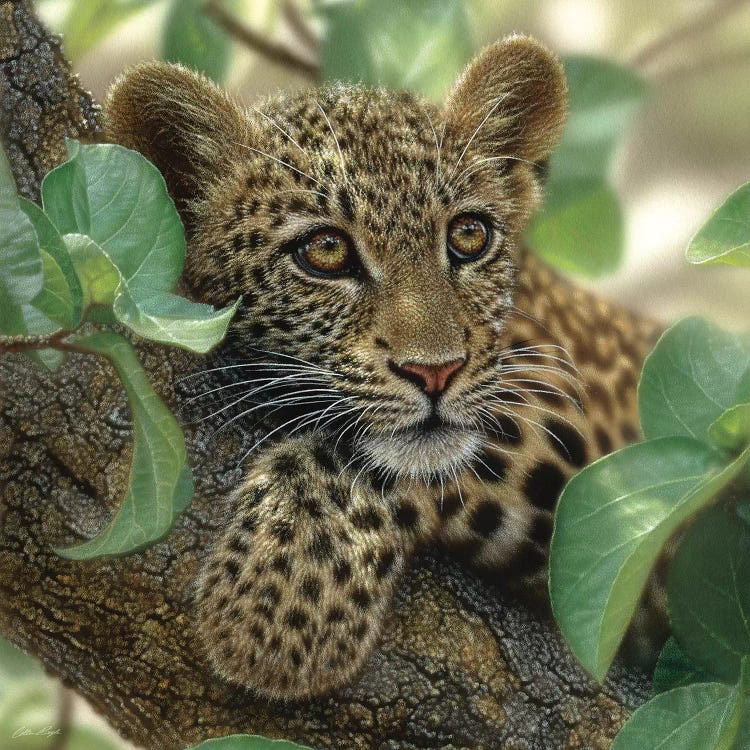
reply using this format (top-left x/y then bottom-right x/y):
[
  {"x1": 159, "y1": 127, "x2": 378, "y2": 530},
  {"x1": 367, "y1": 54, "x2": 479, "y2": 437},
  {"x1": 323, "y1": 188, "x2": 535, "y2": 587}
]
[{"x1": 3, "y1": 0, "x2": 750, "y2": 748}]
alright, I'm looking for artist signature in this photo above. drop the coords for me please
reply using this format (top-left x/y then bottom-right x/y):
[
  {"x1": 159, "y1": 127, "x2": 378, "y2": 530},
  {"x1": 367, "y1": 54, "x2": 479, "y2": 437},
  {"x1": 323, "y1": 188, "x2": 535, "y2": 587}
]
[{"x1": 12, "y1": 726, "x2": 62, "y2": 739}]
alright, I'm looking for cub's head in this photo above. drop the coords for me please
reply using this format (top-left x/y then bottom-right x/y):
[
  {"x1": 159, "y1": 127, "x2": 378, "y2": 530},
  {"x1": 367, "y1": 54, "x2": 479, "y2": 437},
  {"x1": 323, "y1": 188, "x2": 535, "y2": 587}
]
[{"x1": 105, "y1": 35, "x2": 567, "y2": 482}]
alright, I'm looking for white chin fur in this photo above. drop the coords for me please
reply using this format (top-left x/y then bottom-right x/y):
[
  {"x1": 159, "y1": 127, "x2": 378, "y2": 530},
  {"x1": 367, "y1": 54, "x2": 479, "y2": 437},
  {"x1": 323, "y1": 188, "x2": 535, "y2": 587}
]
[{"x1": 357, "y1": 427, "x2": 482, "y2": 481}]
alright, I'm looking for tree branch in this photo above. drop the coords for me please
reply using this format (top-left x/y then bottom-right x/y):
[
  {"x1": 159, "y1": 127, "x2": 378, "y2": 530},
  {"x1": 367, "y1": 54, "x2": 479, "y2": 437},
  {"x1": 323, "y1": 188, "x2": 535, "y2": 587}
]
[
  {"x1": 630, "y1": 0, "x2": 749, "y2": 70},
  {"x1": 0, "y1": 3, "x2": 653, "y2": 749},
  {"x1": 203, "y1": 0, "x2": 320, "y2": 80},
  {"x1": 281, "y1": 0, "x2": 320, "y2": 56}
]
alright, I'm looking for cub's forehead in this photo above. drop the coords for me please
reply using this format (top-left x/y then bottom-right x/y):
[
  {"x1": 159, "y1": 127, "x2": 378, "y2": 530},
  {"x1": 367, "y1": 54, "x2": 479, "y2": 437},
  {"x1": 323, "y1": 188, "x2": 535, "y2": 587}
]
[
  {"x1": 258, "y1": 85, "x2": 441, "y2": 171},
  {"x1": 246, "y1": 85, "x2": 454, "y2": 230}
]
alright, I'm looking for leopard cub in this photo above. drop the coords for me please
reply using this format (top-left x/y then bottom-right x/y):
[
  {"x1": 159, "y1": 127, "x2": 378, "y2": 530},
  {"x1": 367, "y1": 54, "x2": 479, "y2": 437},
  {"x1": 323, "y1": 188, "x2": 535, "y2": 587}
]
[{"x1": 105, "y1": 34, "x2": 658, "y2": 700}]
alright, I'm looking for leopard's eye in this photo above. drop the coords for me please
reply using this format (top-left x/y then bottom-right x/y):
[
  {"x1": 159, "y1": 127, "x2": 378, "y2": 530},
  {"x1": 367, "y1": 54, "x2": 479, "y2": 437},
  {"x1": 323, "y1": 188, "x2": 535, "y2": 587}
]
[
  {"x1": 447, "y1": 213, "x2": 491, "y2": 263},
  {"x1": 294, "y1": 229, "x2": 356, "y2": 277}
]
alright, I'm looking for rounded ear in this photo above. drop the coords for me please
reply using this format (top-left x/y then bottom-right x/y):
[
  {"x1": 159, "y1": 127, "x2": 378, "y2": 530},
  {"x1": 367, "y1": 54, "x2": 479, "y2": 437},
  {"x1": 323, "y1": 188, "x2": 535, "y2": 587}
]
[
  {"x1": 104, "y1": 61, "x2": 248, "y2": 223},
  {"x1": 445, "y1": 34, "x2": 567, "y2": 164}
]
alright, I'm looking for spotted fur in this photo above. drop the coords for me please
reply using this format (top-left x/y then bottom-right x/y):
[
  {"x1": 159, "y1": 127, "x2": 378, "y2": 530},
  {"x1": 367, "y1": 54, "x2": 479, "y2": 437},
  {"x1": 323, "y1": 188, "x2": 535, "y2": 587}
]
[{"x1": 105, "y1": 35, "x2": 661, "y2": 700}]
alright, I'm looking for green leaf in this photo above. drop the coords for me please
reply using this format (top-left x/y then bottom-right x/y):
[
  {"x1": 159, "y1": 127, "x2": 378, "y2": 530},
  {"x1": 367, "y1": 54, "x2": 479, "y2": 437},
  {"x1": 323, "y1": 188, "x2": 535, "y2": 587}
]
[
  {"x1": 525, "y1": 58, "x2": 645, "y2": 277},
  {"x1": 668, "y1": 506, "x2": 750, "y2": 683},
  {"x1": 549, "y1": 437, "x2": 750, "y2": 681},
  {"x1": 611, "y1": 680, "x2": 744, "y2": 750},
  {"x1": 55, "y1": 331, "x2": 193, "y2": 559},
  {"x1": 709, "y1": 403, "x2": 750, "y2": 452},
  {"x1": 113, "y1": 292, "x2": 241, "y2": 354},
  {"x1": 525, "y1": 177, "x2": 623, "y2": 277},
  {"x1": 0, "y1": 147, "x2": 44, "y2": 321},
  {"x1": 60, "y1": 0, "x2": 156, "y2": 60},
  {"x1": 687, "y1": 182, "x2": 750, "y2": 267},
  {"x1": 63, "y1": 233, "x2": 121, "y2": 310},
  {"x1": 189, "y1": 734, "x2": 314, "y2": 750},
  {"x1": 42, "y1": 142, "x2": 238, "y2": 352},
  {"x1": 639, "y1": 318, "x2": 750, "y2": 443},
  {"x1": 162, "y1": 0, "x2": 231, "y2": 82},
  {"x1": 550, "y1": 57, "x2": 647, "y2": 181},
  {"x1": 315, "y1": 0, "x2": 473, "y2": 100},
  {"x1": 653, "y1": 637, "x2": 714, "y2": 694}
]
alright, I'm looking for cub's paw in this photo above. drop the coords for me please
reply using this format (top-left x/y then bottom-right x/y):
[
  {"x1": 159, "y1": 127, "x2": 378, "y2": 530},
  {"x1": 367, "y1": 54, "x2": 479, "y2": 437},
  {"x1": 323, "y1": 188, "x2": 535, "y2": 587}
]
[{"x1": 195, "y1": 437, "x2": 407, "y2": 700}]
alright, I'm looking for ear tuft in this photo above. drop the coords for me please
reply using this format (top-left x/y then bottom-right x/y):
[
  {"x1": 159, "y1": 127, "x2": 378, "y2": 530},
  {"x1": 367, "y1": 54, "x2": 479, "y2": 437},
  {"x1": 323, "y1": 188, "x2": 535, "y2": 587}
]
[
  {"x1": 104, "y1": 62, "x2": 247, "y2": 222},
  {"x1": 445, "y1": 34, "x2": 567, "y2": 164}
]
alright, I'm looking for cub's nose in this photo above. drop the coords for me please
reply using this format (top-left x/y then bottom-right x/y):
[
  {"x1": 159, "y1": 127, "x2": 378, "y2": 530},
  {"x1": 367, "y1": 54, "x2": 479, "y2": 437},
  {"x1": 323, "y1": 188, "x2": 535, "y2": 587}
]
[{"x1": 389, "y1": 358, "x2": 466, "y2": 395}]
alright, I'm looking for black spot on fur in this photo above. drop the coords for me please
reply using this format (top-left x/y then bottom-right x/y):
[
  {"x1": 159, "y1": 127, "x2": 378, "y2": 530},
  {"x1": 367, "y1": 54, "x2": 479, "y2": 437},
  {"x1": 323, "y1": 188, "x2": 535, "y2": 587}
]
[
  {"x1": 327, "y1": 606, "x2": 345, "y2": 623},
  {"x1": 330, "y1": 485, "x2": 347, "y2": 510},
  {"x1": 493, "y1": 414, "x2": 522, "y2": 443},
  {"x1": 271, "y1": 552, "x2": 292, "y2": 577},
  {"x1": 275, "y1": 453, "x2": 302, "y2": 477},
  {"x1": 337, "y1": 186, "x2": 355, "y2": 222},
  {"x1": 308, "y1": 530, "x2": 334, "y2": 562},
  {"x1": 333, "y1": 558, "x2": 352, "y2": 585},
  {"x1": 545, "y1": 419, "x2": 587, "y2": 467},
  {"x1": 351, "y1": 506, "x2": 383, "y2": 531},
  {"x1": 270, "y1": 520, "x2": 294, "y2": 543},
  {"x1": 525, "y1": 463, "x2": 565, "y2": 511},
  {"x1": 224, "y1": 559, "x2": 240, "y2": 580},
  {"x1": 351, "y1": 586, "x2": 371, "y2": 610},
  {"x1": 228, "y1": 536, "x2": 248, "y2": 555},
  {"x1": 470, "y1": 501, "x2": 505, "y2": 537},
  {"x1": 240, "y1": 515, "x2": 257, "y2": 533},
  {"x1": 290, "y1": 648, "x2": 303, "y2": 667},
  {"x1": 595, "y1": 426, "x2": 613, "y2": 455},
  {"x1": 622, "y1": 422, "x2": 640, "y2": 443},
  {"x1": 394, "y1": 502, "x2": 419, "y2": 529},
  {"x1": 285, "y1": 608, "x2": 308, "y2": 630},
  {"x1": 259, "y1": 583, "x2": 281, "y2": 605},
  {"x1": 312, "y1": 443, "x2": 338, "y2": 474},
  {"x1": 474, "y1": 451, "x2": 508, "y2": 482},
  {"x1": 438, "y1": 492, "x2": 462, "y2": 519},
  {"x1": 300, "y1": 576, "x2": 322, "y2": 603},
  {"x1": 375, "y1": 548, "x2": 396, "y2": 579},
  {"x1": 529, "y1": 513, "x2": 554, "y2": 546}
]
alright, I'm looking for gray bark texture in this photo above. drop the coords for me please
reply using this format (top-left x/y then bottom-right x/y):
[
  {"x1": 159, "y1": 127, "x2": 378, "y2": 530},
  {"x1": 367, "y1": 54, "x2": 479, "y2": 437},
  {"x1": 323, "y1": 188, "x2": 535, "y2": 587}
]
[{"x1": 0, "y1": 2, "x2": 650, "y2": 748}]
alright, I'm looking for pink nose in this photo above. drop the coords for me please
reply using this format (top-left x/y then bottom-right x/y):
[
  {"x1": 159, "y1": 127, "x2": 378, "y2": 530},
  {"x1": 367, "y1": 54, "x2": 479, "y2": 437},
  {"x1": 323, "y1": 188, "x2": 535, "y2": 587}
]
[{"x1": 392, "y1": 358, "x2": 466, "y2": 395}]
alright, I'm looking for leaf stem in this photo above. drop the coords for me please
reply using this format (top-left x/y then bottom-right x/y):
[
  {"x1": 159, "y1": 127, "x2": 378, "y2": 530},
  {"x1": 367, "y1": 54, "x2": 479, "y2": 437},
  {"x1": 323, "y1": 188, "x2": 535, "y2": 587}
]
[
  {"x1": 0, "y1": 330, "x2": 92, "y2": 357},
  {"x1": 203, "y1": 0, "x2": 320, "y2": 80}
]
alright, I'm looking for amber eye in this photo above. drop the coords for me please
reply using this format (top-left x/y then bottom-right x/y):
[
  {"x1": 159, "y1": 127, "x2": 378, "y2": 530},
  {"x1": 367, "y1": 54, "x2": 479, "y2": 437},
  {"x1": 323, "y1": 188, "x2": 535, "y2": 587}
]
[
  {"x1": 294, "y1": 229, "x2": 356, "y2": 277},
  {"x1": 447, "y1": 213, "x2": 491, "y2": 263}
]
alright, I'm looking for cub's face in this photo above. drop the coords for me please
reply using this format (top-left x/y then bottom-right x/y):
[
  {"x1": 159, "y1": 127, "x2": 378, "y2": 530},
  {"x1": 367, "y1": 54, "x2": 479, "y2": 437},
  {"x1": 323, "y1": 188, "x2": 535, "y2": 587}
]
[{"x1": 105, "y1": 36, "x2": 567, "y2": 481}]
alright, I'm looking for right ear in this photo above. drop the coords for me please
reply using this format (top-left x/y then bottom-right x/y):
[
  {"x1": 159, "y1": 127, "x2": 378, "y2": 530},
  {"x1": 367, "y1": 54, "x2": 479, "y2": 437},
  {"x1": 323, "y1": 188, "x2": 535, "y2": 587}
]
[{"x1": 104, "y1": 62, "x2": 248, "y2": 224}]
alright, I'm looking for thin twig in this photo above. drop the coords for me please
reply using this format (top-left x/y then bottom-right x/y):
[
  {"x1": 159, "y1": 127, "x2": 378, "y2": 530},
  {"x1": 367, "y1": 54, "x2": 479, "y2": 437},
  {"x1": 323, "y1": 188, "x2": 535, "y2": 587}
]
[
  {"x1": 47, "y1": 685, "x2": 73, "y2": 750},
  {"x1": 281, "y1": 0, "x2": 320, "y2": 55},
  {"x1": 630, "y1": 0, "x2": 750, "y2": 69},
  {"x1": 204, "y1": 0, "x2": 320, "y2": 80},
  {"x1": 0, "y1": 330, "x2": 70, "y2": 354},
  {"x1": 652, "y1": 46, "x2": 750, "y2": 83}
]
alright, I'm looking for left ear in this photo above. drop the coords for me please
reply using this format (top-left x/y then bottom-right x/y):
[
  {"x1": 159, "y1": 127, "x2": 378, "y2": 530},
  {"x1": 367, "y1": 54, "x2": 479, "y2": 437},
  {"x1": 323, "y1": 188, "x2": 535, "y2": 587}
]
[{"x1": 444, "y1": 34, "x2": 567, "y2": 164}]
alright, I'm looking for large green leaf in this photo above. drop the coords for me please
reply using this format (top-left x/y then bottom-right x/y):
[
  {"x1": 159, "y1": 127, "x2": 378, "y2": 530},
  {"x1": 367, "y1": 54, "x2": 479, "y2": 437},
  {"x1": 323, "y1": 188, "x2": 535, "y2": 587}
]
[
  {"x1": 550, "y1": 438, "x2": 750, "y2": 681},
  {"x1": 611, "y1": 679, "x2": 745, "y2": 750},
  {"x1": 524, "y1": 177, "x2": 623, "y2": 277},
  {"x1": 162, "y1": 0, "x2": 230, "y2": 82},
  {"x1": 653, "y1": 637, "x2": 714, "y2": 694},
  {"x1": 668, "y1": 506, "x2": 750, "y2": 683},
  {"x1": 525, "y1": 57, "x2": 645, "y2": 277},
  {"x1": 189, "y1": 735, "x2": 314, "y2": 750},
  {"x1": 0, "y1": 147, "x2": 44, "y2": 326},
  {"x1": 315, "y1": 0, "x2": 473, "y2": 101},
  {"x1": 639, "y1": 318, "x2": 750, "y2": 443},
  {"x1": 549, "y1": 57, "x2": 647, "y2": 181},
  {"x1": 55, "y1": 331, "x2": 193, "y2": 559},
  {"x1": 42, "y1": 142, "x2": 238, "y2": 353},
  {"x1": 687, "y1": 182, "x2": 750, "y2": 267}
]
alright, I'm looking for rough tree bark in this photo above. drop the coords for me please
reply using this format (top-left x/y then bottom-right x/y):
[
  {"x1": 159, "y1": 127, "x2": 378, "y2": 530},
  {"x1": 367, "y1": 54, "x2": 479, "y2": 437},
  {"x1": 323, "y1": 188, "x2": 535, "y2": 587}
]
[{"x1": 0, "y1": 3, "x2": 650, "y2": 749}]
